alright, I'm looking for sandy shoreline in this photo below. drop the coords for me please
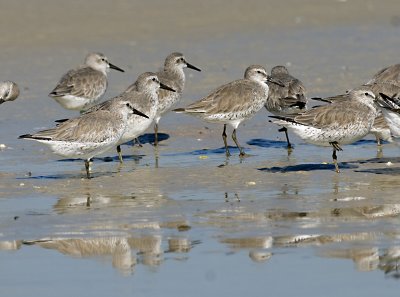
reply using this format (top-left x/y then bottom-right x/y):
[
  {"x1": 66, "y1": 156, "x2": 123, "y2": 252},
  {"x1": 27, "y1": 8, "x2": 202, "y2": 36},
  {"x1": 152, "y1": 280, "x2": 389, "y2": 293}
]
[{"x1": 0, "y1": 0, "x2": 399, "y2": 49}]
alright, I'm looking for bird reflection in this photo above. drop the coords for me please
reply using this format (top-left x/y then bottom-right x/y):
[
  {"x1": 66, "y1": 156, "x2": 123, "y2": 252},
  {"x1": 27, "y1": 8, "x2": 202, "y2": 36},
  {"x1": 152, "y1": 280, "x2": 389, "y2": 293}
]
[
  {"x1": 166, "y1": 237, "x2": 198, "y2": 253},
  {"x1": 53, "y1": 190, "x2": 170, "y2": 215},
  {"x1": 221, "y1": 237, "x2": 273, "y2": 249},
  {"x1": 128, "y1": 235, "x2": 162, "y2": 267},
  {"x1": 320, "y1": 247, "x2": 380, "y2": 272},
  {"x1": 249, "y1": 251, "x2": 273, "y2": 263},
  {"x1": 21, "y1": 234, "x2": 187, "y2": 275},
  {"x1": 220, "y1": 237, "x2": 273, "y2": 263},
  {"x1": 224, "y1": 192, "x2": 240, "y2": 202},
  {"x1": 0, "y1": 240, "x2": 22, "y2": 251},
  {"x1": 25, "y1": 237, "x2": 136, "y2": 276},
  {"x1": 320, "y1": 246, "x2": 400, "y2": 278},
  {"x1": 154, "y1": 146, "x2": 160, "y2": 168},
  {"x1": 379, "y1": 247, "x2": 400, "y2": 279},
  {"x1": 265, "y1": 203, "x2": 400, "y2": 221}
]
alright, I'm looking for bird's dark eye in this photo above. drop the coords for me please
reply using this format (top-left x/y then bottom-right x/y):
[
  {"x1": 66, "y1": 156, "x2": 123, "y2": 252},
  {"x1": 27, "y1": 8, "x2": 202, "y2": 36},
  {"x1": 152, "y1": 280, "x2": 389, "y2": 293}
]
[
  {"x1": 126, "y1": 103, "x2": 130, "y2": 107},
  {"x1": 365, "y1": 92, "x2": 369, "y2": 96},
  {"x1": 152, "y1": 78, "x2": 156, "y2": 82}
]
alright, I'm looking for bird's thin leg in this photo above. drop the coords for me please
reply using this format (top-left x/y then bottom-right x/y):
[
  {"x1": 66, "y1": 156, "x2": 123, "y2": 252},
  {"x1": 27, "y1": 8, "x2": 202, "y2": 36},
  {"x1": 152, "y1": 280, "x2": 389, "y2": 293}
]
[
  {"x1": 117, "y1": 145, "x2": 123, "y2": 163},
  {"x1": 279, "y1": 127, "x2": 292, "y2": 149},
  {"x1": 375, "y1": 135, "x2": 383, "y2": 158},
  {"x1": 232, "y1": 129, "x2": 246, "y2": 157},
  {"x1": 222, "y1": 124, "x2": 231, "y2": 157},
  {"x1": 332, "y1": 148, "x2": 340, "y2": 173},
  {"x1": 84, "y1": 159, "x2": 91, "y2": 179},
  {"x1": 134, "y1": 137, "x2": 143, "y2": 147},
  {"x1": 329, "y1": 142, "x2": 342, "y2": 173},
  {"x1": 154, "y1": 123, "x2": 159, "y2": 146},
  {"x1": 375, "y1": 135, "x2": 382, "y2": 147}
]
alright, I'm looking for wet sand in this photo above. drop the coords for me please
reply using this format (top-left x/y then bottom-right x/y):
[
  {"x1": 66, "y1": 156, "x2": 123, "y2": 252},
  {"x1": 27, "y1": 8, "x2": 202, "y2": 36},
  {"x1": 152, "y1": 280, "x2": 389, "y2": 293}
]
[{"x1": 1, "y1": 1, "x2": 400, "y2": 296}]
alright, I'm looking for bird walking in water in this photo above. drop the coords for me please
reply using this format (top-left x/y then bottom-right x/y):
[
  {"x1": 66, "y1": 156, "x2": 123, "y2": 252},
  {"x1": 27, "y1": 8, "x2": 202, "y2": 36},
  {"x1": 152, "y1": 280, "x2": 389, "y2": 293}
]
[
  {"x1": 270, "y1": 90, "x2": 378, "y2": 173},
  {"x1": 174, "y1": 65, "x2": 278, "y2": 157},
  {"x1": 311, "y1": 81, "x2": 400, "y2": 147},
  {"x1": 49, "y1": 52, "x2": 124, "y2": 111},
  {"x1": 19, "y1": 101, "x2": 148, "y2": 178},
  {"x1": 153, "y1": 52, "x2": 201, "y2": 145},
  {"x1": 85, "y1": 72, "x2": 176, "y2": 162}
]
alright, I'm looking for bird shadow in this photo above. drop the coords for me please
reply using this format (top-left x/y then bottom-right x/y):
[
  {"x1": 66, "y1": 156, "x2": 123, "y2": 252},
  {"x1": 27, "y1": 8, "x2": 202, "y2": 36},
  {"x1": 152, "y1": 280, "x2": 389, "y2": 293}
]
[
  {"x1": 124, "y1": 133, "x2": 170, "y2": 146},
  {"x1": 258, "y1": 162, "x2": 358, "y2": 173},
  {"x1": 165, "y1": 146, "x2": 244, "y2": 157},
  {"x1": 354, "y1": 168, "x2": 400, "y2": 175},
  {"x1": 258, "y1": 156, "x2": 400, "y2": 173},
  {"x1": 191, "y1": 146, "x2": 242, "y2": 156},
  {"x1": 349, "y1": 139, "x2": 384, "y2": 146},
  {"x1": 17, "y1": 171, "x2": 114, "y2": 180},
  {"x1": 57, "y1": 154, "x2": 145, "y2": 163},
  {"x1": 349, "y1": 156, "x2": 400, "y2": 164},
  {"x1": 351, "y1": 156, "x2": 400, "y2": 175},
  {"x1": 246, "y1": 138, "x2": 291, "y2": 148},
  {"x1": 247, "y1": 138, "x2": 382, "y2": 149}
]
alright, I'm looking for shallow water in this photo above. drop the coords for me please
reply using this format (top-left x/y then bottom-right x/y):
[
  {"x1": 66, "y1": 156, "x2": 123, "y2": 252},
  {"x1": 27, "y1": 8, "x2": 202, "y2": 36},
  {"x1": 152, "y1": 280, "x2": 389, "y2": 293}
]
[{"x1": 1, "y1": 1, "x2": 400, "y2": 296}]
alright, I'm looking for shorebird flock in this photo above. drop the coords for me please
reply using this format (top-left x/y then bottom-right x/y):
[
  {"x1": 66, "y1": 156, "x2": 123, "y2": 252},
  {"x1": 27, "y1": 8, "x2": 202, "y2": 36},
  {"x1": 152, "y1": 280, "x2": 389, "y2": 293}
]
[{"x1": 2, "y1": 51, "x2": 399, "y2": 178}]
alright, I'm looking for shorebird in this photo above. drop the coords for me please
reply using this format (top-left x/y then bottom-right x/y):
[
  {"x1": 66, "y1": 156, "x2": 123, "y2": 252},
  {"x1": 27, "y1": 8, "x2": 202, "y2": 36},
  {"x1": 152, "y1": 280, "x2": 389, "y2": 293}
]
[
  {"x1": 270, "y1": 90, "x2": 378, "y2": 172},
  {"x1": 312, "y1": 81, "x2": 400, "y2": 146},
  {"x1": 49, "y1": 52, "x2": 124, "y2": 111},
  {"x1": 174, "y1": 65, "x2": 276, "y2": 157},
  {"x1": 86, "y1": 72, "x2": 176, "y2": 162},
  {"x1": 0, "y1": 81, "x2": 20, "y2": 104},
  {"x1": 153, "y1": 52, "x2": 201, "y2": 145},
  {"x1": 366, "y1": 63, "x2": 400, "y2": 85},
  {"x1": 19, "y1": 101, "x2": 148, "y2": 178},
  {"x1": 264, "y1": 65, "x2": 307, "y2": 149}
]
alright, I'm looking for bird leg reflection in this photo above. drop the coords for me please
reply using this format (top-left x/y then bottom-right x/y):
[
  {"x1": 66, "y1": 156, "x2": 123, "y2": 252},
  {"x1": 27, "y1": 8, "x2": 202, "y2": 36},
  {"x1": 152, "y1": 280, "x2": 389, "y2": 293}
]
[
  {"x1": 84, "y1": 159, "x2": 91, "y2": 179},
  {"x1": 225, "y1": 192, "x2": 240, "y2": 202}
]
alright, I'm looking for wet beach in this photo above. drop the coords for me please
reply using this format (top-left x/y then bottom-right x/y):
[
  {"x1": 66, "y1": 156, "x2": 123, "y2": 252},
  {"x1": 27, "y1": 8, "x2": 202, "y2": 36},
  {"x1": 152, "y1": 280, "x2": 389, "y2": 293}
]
[{"x1": 1, "y1": 1, "x2": 400, "y2": 296}]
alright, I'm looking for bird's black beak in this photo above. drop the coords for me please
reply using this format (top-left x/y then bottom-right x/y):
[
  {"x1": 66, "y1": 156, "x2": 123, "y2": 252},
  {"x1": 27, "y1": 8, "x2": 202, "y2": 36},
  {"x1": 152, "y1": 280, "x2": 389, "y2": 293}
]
[
  {"x1": 160, "y1": 82, "x2": 176, "y2": 92},
  {"x1": 132, "y1": 107, "x2": 149, "y2": 119},
  {"x1": 186, "y1": 62, "x2": 201, "y2": 72},
  {"x1": 109, "y1": 62, "x2": 125, "y2": 72},
  {"x1": 267, "y1": 76, "x2": 285, "y2": 87}
]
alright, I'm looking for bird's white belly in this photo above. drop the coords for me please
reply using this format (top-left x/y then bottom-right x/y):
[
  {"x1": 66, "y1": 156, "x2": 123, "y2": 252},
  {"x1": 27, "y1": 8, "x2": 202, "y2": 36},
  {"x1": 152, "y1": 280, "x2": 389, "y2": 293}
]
[
  {"x1": 54, "y1": 95, "x2": 98, "y2": 111},
  {"x1": 118, "y1": 117, "x2": 154, "y2": 145},
  {"x1": 40, "y1": 139, "x2": 117, "y2": 160},
  {"x1": 290, "y1": 123, "x2": 372, "y2": 146}
]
